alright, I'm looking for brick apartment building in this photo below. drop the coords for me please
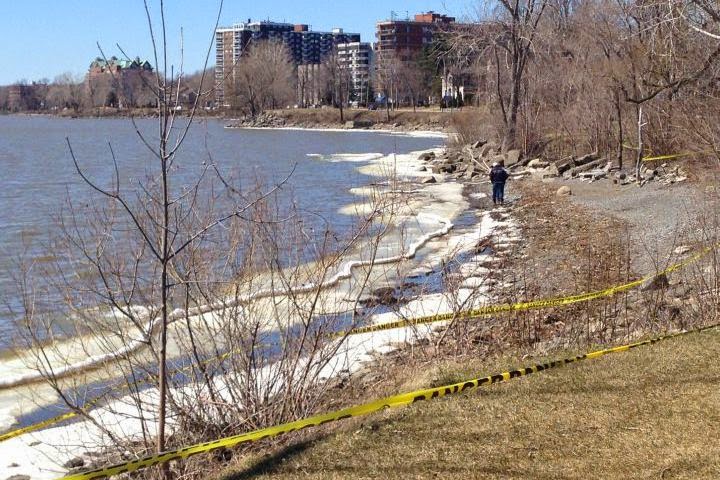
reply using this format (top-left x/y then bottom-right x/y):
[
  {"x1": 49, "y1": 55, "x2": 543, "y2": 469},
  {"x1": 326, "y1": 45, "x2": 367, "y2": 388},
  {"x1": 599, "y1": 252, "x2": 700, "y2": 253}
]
[
  {"x1": 375, "y1": 11, "x2": 455, "y2": 62},
  {"x1": 215, "y1": 20, "x2": 360, "y2": 106},
  {"x1": 87, "y1": 57, "x2": 153, "y2": 78},
  {"x1": 375, "y1": 11, "x2": 477, "y2": 105},
  {"x1": 7, "y1": 84, "x2": 44, "y2": 111},
  {"x1": 86, "y1": 57, "x2": 155, "y2": 108}
]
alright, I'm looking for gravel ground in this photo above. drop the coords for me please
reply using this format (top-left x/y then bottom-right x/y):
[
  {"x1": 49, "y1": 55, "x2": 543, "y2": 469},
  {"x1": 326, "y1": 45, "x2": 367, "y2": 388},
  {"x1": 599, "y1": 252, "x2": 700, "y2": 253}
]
[{"x1": 564, "y1": 180, "x2": 706, "y2": 273}]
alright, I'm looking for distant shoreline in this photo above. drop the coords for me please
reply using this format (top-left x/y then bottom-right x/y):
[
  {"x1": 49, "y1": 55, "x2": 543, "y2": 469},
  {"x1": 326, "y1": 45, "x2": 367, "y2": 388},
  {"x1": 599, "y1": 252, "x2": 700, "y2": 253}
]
[{"x1": 1, "y1": 107, "x2": 461, "y2": 134}]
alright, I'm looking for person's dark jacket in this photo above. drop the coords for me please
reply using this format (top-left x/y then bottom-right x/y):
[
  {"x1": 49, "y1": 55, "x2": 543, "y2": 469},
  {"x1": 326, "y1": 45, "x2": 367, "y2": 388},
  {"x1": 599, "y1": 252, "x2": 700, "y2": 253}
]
[{"x1": 490, "y1": 165, "x2": 509, "y2": 184}]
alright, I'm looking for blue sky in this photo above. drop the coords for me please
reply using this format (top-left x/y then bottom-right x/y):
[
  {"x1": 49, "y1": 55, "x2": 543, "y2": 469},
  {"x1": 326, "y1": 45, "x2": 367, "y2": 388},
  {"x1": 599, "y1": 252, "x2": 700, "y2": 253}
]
[{"x1": 0, "y1": 0, "x2": 470, "y2": 85}]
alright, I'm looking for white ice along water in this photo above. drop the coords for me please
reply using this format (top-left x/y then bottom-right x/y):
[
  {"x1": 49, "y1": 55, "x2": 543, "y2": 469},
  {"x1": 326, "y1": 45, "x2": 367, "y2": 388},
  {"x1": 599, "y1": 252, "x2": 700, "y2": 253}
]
[
  {"x1": 0, "y1": 146, "x2": 448, "y2": 390},
  {"x1": 0, "y1": 146, "x2": 523, "y2": 479},
  {"x1": 0, "y1": 216, "x2": 454, "y2": 390}
]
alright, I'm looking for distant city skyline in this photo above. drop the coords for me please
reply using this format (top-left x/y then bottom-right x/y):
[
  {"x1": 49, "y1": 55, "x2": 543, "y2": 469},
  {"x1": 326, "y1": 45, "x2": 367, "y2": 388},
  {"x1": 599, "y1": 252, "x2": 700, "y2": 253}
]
[{"x1": 0, "y1": 0, "x2": 467, "y2": 85}]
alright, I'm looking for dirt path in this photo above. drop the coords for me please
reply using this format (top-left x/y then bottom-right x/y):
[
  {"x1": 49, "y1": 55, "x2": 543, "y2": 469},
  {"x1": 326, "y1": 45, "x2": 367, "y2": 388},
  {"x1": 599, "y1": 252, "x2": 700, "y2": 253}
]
[{"x1": 567, "y1": 181, "x2": 704, "y2": 273}]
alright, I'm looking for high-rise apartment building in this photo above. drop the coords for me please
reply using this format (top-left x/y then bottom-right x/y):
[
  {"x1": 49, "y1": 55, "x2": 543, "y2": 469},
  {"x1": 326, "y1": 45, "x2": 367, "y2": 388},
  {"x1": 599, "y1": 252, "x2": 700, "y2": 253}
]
[
  {"x1": 375, "y1": 11, "x2": 455, "y2": 62},
  {"x1": 337, "y1": 42, "x2": 373, "y2": 105},
  {"x1": 215, "y1": 20, "x2": 360, "y2": 106},
  {"x1": 374, "y1": 12, "x2": 459, "y2": 105}
]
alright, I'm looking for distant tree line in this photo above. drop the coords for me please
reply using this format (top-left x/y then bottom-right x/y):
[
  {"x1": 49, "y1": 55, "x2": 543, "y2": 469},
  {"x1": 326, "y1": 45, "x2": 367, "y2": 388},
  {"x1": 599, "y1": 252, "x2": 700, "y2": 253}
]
[{"x1": 0, "y1": 68, "x2": 213, "y2": 113}]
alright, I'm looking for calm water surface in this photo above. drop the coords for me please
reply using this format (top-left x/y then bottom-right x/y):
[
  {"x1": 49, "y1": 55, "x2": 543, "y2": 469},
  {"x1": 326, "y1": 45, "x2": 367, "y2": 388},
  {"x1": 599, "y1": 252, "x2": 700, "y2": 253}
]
[{"x1": 0, "y1": 115, "x2": 442, "y2": 351}]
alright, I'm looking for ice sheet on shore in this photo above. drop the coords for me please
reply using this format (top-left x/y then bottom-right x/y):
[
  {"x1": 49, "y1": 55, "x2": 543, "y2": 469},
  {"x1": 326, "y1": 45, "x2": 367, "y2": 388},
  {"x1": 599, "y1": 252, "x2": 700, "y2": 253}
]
[{"x1": 308, "y1": 152, "x2": 385, "y2": 163}]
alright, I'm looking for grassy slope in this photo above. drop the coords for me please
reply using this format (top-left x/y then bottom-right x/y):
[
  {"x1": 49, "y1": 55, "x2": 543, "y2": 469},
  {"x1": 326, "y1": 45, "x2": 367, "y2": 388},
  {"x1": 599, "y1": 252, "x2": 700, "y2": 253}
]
[{"x1": 219, "y1": 329, "x2": 720, "y2": 480}]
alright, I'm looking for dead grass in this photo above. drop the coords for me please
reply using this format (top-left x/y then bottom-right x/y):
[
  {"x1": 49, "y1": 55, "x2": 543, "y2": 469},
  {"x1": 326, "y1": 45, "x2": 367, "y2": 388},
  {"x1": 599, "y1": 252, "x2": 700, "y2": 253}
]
[
  {"x1": 511, "y1": 181, "x2": 631, "y2": 298},
  {"x1": 216, "y1": 328, "x2": 720, "y2": 480}
]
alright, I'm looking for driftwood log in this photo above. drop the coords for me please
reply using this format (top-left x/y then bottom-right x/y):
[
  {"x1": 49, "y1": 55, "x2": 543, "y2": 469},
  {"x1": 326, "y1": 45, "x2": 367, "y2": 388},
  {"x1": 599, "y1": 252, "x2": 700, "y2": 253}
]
[{"x1": 566, "y1": 158, "x2": 606, "y2": 177}]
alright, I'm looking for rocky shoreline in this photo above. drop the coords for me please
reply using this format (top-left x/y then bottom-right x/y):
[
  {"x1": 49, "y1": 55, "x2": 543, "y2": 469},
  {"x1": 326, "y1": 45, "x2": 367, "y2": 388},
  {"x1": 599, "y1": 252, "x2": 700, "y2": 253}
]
[{"x1": 225, "y1": 111, "x2": 452, "y2": 133}]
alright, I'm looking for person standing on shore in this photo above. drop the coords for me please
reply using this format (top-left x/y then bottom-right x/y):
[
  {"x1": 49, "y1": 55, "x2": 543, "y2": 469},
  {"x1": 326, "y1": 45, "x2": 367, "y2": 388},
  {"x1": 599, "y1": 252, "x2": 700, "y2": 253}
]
[{"x1": 490, "y1": 161, "x2": 509, "y2": 205}]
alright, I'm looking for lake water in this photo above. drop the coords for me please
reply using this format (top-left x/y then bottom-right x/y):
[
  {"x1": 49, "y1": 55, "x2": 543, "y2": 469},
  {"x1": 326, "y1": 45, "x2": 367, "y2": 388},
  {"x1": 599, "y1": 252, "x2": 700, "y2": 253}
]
[{"x1": 0, "y1": 115, "x2": 443, "y2": 352}]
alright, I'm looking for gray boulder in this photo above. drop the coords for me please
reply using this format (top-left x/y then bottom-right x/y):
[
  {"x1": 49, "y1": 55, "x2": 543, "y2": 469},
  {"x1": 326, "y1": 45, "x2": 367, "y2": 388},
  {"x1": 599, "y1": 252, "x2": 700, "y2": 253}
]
[
  {"x1": 528, "y1": 158, "x2": 550, "y2": 169},
  {"x1": 506, "y1": 149, "x2": 521, "y2": 167},
  {"x1": 64, "y1": 457, "x2": 85, "y2": 469},
  {"x1": 478, "y1": 142, "x2": 498, "y2": 158}
]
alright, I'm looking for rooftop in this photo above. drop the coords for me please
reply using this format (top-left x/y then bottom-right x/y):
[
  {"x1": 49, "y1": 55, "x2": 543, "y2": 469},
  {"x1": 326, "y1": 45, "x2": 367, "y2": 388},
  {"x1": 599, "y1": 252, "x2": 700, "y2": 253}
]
[
  {"x1": 217, "y1": 20, "x2": 359, "y2": 37},
  {"x1": 90, "y1": 56, "x2": 153, "y2": 70}
]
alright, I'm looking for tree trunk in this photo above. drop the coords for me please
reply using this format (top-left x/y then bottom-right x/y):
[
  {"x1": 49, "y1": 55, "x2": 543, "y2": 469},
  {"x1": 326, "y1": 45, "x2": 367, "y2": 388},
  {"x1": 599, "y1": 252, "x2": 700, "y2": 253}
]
[
  {"x1": 504, "y1": 63, "x2": 522, "y2": 151},
  {"x1": 157, "y1": 96, "x2": 171, "y2": 480},
  {"x1": 615, "y1": 89, "x2": 624, "y2": 170},
  {"x1": 339, "y1": 82, "x2": 344, "y2": 123},
  {"x1": 635, "y1": 105, "x2": 644, "y2": 183}
]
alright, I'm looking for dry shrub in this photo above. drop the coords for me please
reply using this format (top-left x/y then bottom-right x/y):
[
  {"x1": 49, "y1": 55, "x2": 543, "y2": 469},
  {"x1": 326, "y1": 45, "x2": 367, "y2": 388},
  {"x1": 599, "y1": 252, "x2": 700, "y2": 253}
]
[{"x1": 448, "y1": 108, "x2": 499, "y2": 147}]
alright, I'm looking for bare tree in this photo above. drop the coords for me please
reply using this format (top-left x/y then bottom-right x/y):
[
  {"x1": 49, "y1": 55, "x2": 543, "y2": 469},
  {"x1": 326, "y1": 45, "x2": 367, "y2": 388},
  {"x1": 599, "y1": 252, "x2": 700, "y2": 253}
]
[
  {"x1": 47, "y1": 73, "x2": 84, "y2": 111},
  {"x1": 374, "y1": 53, "x2": 401, "y2": 121},
  {"x1": 491, "y1": 0, "x2": 549, "y2": 150},
  {"x1": 395, "y1": 57, "x2": 430, "y2": 112},
  {"x1": 321, "y1": 51, "x2": 352, "y2": 122},
  {"x1": 58, "y1": 0, "x2": 226, "y2": 466},
  {"x1": 231, "y1": 40, "x2": 296, "y2": 116}
]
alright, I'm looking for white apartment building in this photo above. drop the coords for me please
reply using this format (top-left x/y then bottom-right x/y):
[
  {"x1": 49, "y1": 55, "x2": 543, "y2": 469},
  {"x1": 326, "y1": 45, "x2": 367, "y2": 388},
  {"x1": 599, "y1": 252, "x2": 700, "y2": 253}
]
[{"x1": 336, "y1": 42, "x2": 373, "y2": 105}]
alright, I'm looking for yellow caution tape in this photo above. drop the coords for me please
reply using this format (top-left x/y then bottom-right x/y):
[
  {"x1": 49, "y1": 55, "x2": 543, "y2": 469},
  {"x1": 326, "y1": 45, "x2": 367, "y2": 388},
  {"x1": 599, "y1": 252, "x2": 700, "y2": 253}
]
[
  {"x1": 0, "y1": 351, "x2": 236, "y2": 443},
  {"x1": 0, "y1": 411, "x2": 77, "y2": 443},
  {"x1": 61, "y1": 322, "x2": 720, "y2": 480},
  {"x1": 340, "y1": 245, "x2": 715, "y2": 337},
  {"x1": 643, "y1": 152, "x2": 689, "y2": 162},
  {"x1": 642, "y1": 149, "x2": 715, "y2": 162},
  {"x1": 2, "y1": 245, "x2": 715, "y2": 444}
]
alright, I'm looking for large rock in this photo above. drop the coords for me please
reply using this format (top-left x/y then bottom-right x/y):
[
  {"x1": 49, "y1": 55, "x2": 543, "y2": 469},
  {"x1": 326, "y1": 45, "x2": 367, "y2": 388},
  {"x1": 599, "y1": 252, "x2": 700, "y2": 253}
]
[
  {"x1": 421, "y1": 176, "x2": 438, "y2": 184},
  {"x1": 555, "y1": 157, "x2": 575, "y2": 174},
  {"x1": 418, "y1": 151, "x2": 436, "y2": 162},
  {"x1": 64, "y1": 457, "x2": 85, "y2": 469},
  {"x1": 541, "y1": 163, "x2": 560, "y2": 178},
  {"x1": 353, "y1": 119, "x2": 375, "y2": 128},
  {"x1": 574, "y1": 151, "x2": 599, "y2": 166},
  {"x1": 528, "y1": 158, "x2": 550, "y2": 169},
  {"x1": 372, "y1": 287, "x2": 398, "y2": 304},
  {"x1": 478, "y1": 142, "x2": 498, "y2": 158},
  {"x1": 505, "y1": 149, "x2": 521, "y2": 167},
  {"x1": 556, "y1": 186, "x2": 572, "y2": 196}
]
